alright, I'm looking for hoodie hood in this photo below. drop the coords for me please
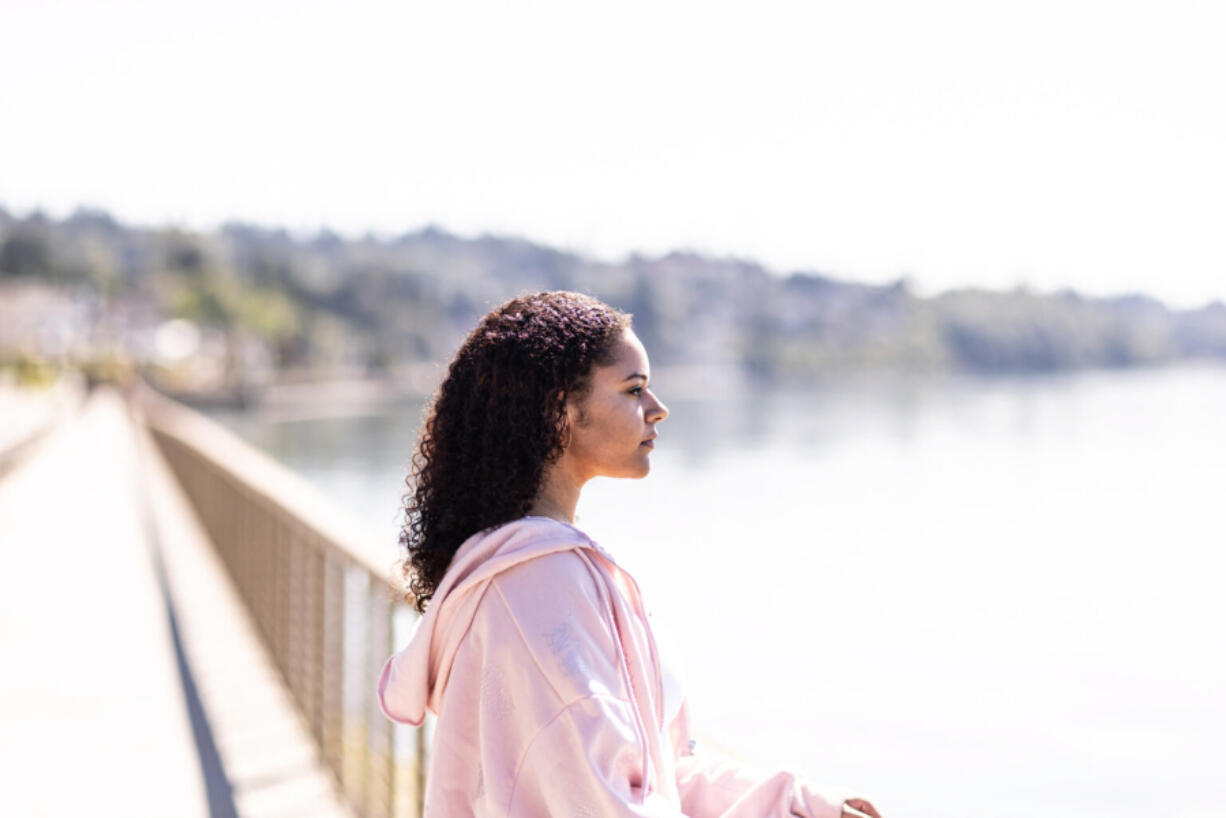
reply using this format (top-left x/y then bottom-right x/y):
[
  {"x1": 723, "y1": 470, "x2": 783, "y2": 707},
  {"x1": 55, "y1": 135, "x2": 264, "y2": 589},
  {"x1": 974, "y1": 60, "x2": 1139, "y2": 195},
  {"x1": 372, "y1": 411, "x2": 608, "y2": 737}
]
[{"x1": 377, "y1": 516, "x2": 600, "y2": 726}]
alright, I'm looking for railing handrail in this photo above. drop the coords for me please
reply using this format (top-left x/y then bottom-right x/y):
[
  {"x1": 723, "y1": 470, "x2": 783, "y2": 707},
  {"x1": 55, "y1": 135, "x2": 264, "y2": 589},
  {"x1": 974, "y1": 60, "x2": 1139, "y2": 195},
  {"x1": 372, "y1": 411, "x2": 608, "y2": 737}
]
[{"x1": 133, "y1": 379, "x2": 399, "y2": 588}]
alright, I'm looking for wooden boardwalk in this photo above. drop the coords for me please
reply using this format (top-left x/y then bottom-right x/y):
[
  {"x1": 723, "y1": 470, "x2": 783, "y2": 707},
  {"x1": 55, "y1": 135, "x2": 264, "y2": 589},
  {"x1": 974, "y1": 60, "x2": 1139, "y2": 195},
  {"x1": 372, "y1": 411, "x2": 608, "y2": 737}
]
[{"x1": 0, "y1": 387, "x2": 353, "y2": 818}]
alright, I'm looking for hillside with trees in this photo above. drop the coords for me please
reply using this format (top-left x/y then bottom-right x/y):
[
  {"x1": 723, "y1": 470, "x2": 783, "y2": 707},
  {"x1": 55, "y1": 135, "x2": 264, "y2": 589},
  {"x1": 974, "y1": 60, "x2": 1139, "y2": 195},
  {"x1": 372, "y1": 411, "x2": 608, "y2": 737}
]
[{"x1": 3, "y1": 206, "x2": 1224, "y2": 402}]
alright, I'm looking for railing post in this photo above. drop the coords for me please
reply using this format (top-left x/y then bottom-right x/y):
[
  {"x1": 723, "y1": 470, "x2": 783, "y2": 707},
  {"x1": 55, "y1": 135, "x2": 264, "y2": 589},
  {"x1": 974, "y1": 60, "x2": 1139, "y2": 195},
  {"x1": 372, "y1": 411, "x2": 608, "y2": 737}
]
[
  {"x1": 272, "y1": 509, "x2": 287, "y2": 675},
  {"x1": 308, "y1": 541, "x2": 324, "y2": 741},
  {"x1": 288, "y1": 521, "x2": 305, "y2": 706},
  {"x1": 321, "y1": 554, "x2": 345, "y2": 771},
  {"x1": 415, "y1": 722, "x2": 427, "y2": 818},
  {"x1": 367, "y1": 575, "x2": 396, "y2": 818}
]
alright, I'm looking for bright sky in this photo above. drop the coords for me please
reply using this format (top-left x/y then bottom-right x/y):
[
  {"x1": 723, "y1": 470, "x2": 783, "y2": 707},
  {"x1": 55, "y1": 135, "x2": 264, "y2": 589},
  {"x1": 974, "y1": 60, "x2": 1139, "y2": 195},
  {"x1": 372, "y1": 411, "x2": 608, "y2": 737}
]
[{"x1": 3, "y1": 0, "x2": 1224, "y2": 306}]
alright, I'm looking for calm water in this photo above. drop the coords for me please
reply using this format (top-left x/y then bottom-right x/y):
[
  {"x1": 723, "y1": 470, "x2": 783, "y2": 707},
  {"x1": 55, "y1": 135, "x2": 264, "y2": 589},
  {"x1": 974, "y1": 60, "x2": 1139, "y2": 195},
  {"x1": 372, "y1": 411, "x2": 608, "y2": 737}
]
[{"x1": 211, "y1": 364, "x2": 1226, "y2": 818}]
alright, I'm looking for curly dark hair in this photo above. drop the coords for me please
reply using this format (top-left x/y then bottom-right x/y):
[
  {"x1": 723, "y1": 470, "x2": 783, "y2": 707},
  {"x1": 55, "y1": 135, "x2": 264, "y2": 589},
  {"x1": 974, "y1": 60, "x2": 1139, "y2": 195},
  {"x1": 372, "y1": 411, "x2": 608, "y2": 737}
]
[{"x1": 400, "y1": 290, "x2": 633, "y2": 612}]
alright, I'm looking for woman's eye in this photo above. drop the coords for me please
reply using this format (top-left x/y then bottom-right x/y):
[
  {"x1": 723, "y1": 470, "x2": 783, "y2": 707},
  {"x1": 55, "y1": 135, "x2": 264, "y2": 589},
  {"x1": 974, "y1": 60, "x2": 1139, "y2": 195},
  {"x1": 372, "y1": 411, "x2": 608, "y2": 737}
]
[{"x1": 628, "y1": 386, "x2": 643, "y2": 396}]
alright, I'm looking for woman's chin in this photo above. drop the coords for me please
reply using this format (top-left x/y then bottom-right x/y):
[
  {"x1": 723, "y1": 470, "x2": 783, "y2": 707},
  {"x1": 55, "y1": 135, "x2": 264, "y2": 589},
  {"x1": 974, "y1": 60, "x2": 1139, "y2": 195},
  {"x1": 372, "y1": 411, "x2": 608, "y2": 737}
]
[{"x1": 600, "y1": 453, "x2": 652, "y2": 479}]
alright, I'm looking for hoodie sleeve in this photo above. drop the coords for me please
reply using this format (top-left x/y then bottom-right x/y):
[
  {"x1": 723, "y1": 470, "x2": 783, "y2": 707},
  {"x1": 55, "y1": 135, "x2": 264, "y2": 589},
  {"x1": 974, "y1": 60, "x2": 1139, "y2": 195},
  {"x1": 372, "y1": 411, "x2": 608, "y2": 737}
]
[
  {"x1": 673, "y1": 750, "x2": 852, "y2": 818},
  {"x1": 488, "y1": 555, "x2": 853, "y2": 818},
  {"x1": 507, "y1": 696, "x2": 852, "y2": 818},
  {"x1": 667, "y1": 701, "x2": 855, "y2": 818}
]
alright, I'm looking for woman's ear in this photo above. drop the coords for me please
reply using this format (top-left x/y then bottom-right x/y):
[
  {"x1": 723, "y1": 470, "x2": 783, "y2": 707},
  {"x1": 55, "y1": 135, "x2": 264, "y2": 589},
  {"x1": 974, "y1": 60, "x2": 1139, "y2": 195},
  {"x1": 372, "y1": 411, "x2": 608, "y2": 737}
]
[{"x1": 565, "y1": 391, "x2": 589, "y2": 429}]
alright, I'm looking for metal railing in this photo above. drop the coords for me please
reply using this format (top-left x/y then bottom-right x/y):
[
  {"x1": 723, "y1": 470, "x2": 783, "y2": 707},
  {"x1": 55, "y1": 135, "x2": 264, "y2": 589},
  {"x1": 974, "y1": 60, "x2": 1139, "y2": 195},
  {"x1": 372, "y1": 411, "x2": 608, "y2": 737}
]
[{"x1": 135, "y1": 383, "x2": 427, "y2": 818}]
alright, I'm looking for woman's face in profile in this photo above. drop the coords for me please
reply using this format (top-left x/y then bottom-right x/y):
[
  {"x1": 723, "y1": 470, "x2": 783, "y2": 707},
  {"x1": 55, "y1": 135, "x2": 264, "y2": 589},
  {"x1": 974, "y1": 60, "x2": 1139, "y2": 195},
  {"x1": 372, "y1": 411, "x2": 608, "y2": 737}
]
[{"x1": 563, "y1": 329, "x2": 669, "y2": 481}]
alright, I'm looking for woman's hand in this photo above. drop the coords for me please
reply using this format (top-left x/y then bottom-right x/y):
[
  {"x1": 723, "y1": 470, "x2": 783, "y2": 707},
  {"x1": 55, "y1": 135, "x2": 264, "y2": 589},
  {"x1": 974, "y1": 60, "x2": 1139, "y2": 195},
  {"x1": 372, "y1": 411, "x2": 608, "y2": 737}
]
[{"x1": 842, "y1": 797, "x2": 883, "y2": 818}]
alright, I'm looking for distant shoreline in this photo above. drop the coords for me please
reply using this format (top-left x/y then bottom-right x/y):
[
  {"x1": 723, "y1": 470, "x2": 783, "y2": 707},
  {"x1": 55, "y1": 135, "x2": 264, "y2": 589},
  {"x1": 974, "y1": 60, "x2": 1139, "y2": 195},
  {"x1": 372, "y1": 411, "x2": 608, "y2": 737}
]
[{"x1": 186, "y1": 358, "x2": 1226, "y2": 424}]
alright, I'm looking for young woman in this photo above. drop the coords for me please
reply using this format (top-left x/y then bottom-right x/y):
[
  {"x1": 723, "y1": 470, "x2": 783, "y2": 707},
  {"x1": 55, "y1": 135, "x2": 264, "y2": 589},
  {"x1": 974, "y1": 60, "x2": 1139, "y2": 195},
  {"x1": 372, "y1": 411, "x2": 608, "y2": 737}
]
[{"x1": 378, "y1": 291, "x2": 883, "y2": 818}]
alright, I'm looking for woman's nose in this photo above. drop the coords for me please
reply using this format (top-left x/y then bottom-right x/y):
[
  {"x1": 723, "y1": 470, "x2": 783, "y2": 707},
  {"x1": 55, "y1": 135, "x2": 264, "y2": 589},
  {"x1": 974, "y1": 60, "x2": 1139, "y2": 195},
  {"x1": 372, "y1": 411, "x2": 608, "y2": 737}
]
[{"x1": 649, "y1": 392, "x2": 669, "y2": 422}]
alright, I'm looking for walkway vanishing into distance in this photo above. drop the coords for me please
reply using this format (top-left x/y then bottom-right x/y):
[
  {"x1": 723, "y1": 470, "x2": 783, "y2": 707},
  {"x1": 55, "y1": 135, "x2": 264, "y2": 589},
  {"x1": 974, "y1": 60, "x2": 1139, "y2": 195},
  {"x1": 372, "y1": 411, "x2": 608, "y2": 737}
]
[{"x1": 0, "y1": 384, "x2": 419, "y2": 818}]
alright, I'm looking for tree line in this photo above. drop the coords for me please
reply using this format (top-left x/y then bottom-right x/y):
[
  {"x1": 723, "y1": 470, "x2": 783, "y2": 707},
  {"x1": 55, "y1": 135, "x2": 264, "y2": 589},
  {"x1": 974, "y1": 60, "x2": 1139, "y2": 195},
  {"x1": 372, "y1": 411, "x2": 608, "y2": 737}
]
[{"x1": 3, "y1": 205, "x2": 1224, "y2": 386}]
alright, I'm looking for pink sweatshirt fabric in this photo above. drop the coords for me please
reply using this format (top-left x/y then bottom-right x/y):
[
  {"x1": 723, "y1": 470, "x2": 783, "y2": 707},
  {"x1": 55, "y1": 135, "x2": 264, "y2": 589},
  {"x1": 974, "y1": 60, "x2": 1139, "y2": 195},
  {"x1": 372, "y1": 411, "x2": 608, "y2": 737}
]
[{"x1": 378, "y1": 516, "x2": 853, "y2": 817}]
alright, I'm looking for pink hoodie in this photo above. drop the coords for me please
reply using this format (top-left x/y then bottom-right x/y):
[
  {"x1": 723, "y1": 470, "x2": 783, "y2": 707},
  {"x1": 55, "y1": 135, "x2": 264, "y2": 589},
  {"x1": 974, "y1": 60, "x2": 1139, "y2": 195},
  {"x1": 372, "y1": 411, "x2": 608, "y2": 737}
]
[{"x1": 378, "y1": 516, "x2": 853, "y2": 817}]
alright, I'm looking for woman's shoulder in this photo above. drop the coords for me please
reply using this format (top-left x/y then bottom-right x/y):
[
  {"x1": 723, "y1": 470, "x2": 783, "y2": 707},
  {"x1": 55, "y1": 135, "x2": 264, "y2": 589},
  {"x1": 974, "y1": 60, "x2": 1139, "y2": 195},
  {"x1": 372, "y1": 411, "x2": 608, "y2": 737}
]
[
  {"x1": 476, "y1": 547, "x2": 624, "y2": 688},
  {"x1": 486, "y1": 546, "x2": 609, "y2": 621}
]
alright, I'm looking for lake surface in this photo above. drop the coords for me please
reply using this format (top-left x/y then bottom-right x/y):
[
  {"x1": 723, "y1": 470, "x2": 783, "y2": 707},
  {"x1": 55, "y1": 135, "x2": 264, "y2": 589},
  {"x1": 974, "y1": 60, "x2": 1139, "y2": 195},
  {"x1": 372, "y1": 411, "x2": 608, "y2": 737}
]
[{"x1": 210, "y1": 364, "x2": 1226, "y2": 818}]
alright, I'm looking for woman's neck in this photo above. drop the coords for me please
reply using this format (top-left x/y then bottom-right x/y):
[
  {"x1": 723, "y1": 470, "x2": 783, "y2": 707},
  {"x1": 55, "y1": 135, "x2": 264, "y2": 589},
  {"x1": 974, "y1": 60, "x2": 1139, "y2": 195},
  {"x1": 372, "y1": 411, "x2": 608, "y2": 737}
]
[{"x1": 529, "y1": 463, "x2": 584, "y2": 524}]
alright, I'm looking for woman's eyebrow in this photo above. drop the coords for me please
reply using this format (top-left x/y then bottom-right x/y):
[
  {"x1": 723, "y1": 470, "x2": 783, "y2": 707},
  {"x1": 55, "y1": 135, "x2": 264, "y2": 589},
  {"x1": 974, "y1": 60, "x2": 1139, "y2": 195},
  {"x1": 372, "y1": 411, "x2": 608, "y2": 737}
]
[{"x1": 622, "y1": 372, "x2": 648, "y2": 382}]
